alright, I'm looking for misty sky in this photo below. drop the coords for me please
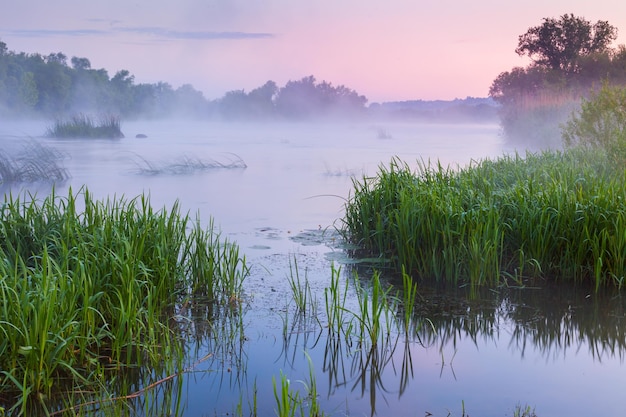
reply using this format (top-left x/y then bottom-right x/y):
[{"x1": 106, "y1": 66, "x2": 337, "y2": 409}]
[{"x1": 2, "y1": 1, "x2": 626, "y2": 102}]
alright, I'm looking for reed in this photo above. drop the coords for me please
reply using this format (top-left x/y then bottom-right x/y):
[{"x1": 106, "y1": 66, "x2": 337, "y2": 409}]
[
  {"x1": 351, "y1": 271, "x2": 397, "y2": 346},
  {"x1": 131, "y1": 153, "x2": 247, "y2": 175},
  {"x1": 399, "y1": 267, "x2": 419, "y2": 335},
  {"x1": 273, "y1": 371, "x2": 300, "y2": 417},
  {"x1": 323, "y1": 265, "x2": 351, "y2": 336},
  {"x1": 287, "y1": 257, "x2": 316, "y2": 317},
  {"x1": 341, "y1": 149, "x2": 626, "y2": 290},
  {"x1": 46, "y1": 114, "x2": 124, "y2": 139},
  {"x1": 0, "y1": 187, "x2": 247, "y2": 414},
  {"x1": 0, "y1": 140, "x2": 69, "y2": 184},
  {"x1": 272, "y1": 359, "x2": 326, "y2": 417}
]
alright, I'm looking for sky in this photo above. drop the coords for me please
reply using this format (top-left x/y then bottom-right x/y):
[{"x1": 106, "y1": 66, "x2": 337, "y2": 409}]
[{"x1": 2, "y1": 1, "x2": 626, "y2": 103}]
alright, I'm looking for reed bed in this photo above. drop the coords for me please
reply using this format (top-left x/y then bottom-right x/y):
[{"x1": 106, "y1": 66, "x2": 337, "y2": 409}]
[
  {"x1": 341, "y1": 149, "x2": 626, "y2": 290},
  {"x1": 46, "y1": 114, "x2": 124, "y2": 139},
  {"x1": 0, "y1": 187, "x2": 247, "y2": 415},
  {"x1": 0, "y1": 140, "x2": 69, "y2": 184}
]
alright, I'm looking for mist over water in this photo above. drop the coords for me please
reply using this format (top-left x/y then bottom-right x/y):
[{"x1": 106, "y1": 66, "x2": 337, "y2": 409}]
[
  {"x1": 2, "y1": 120, "x2": 625, "y2": 416},
  {"x1": 1, "y1": 120, "x2": 506, "y2": 245}
]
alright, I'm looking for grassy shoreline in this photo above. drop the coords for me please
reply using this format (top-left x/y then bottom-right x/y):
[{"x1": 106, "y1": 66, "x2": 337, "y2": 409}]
[
  {"x1": 0, "y1": 188, "x2": 247, "y2": 415},
  {"x1": 341, "y1": 148, "x2": 626, "y2": 290}
]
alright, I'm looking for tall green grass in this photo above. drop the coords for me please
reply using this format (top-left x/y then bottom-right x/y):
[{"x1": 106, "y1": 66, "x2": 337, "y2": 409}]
[
  {"x1": 341, "y1": 149, "x2": 626, "y2": 290},
  {"x1": 0, "y1": 187, "x2": 247, "y2": 415}
]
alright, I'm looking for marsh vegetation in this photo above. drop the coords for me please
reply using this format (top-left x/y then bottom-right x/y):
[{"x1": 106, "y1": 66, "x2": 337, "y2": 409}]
[
  {"x1": 46, "y1": 114, "x2": 124, "y2": 139},
  {"x1": 0, "y1": 188, "x2": 247, "y2": 415},
  {"x1": 342, "y1": 147, "x2": 626, "y2": 290},
  {"x1": 3, "y1": 119, "x2": 626, "y2": 415},
  {"x1": 0, "y1": 140, "x2": 69, "y2": 185}
]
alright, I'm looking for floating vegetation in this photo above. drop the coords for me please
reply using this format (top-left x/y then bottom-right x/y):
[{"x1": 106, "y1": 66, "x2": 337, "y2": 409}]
[
  {"x1": 131, "y1": 153, "x2": 247, "y2": 175},
  {"x1": 341, "y1": 149, "x2": 626, "y2": 290},
  {"x1": 0, "y1": 187, "x2": 248, "y2": 415},
  {"x1": 46, "y1": 114, "x2": 124, "y2": 139},
  {"x1": 0, "y1": 139, "x2": 69, "y2": 184}
]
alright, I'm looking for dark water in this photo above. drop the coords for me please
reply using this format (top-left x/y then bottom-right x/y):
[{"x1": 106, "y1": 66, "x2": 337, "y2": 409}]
[{"x1": 2, "y1": 120, "x2": 625, "y2": 417}]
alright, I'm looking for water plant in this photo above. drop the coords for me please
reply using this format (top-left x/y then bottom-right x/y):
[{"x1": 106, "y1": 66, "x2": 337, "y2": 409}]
[
  {"x1": 130, "y1": 153, "x2": 247, "y2": 175},
  {"x1": 46, "y1": 113, "x2": 124, "y2": 139},
  {"x1": 351, "y1": 271, "x2": 397, "y2": 346},
  {"x1": 341, "y1": 149, "x2": 626, "y2": 290},
  {"x1": 324, "y1": 265, "x2": 351, "y2": 336},
  {"x1": 0, "y1": 187, "x2": 247, "y2": 415},
  {"x1": 287, "y1": 257, "x2": 317, "y2": 317},
  {"x1": 0, "y1": 140, "x2": 69, "y2": 184},
  {"x1": 272, "y1": 356, "x2": 326, "y2": 417}
]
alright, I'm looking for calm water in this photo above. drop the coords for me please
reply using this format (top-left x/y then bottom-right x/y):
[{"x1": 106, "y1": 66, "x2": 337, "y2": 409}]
[{"x1": 2, "y1": 120, "x2": 626, "y2": 417}]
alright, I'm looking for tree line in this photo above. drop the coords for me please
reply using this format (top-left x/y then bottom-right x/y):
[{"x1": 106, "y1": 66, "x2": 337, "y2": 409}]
[
  {"x1": 0, "y1": 39, "x2": 367, "y2": 120},
  {"x1": 489, "y1": 13, "x2": 626, "y2": 144}
]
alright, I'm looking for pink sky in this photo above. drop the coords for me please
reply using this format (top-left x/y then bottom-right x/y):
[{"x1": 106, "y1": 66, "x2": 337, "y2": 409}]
[{"x1": 2, "y1": 1, "x2": 626, "y2": 102}]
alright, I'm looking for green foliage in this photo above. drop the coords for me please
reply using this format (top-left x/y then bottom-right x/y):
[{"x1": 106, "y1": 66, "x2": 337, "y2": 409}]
[
  {"x1": 0, "y1": 39, "x2": 367, "y2": 120},
  {"x1": 0, "y1": 188, "x2": 248, "y2": 414},
  {"x1": 516, "y1": 13, "x2": 617, "y2": 73},
  {"x1": 341, "y1": 152, "x2": 626, "y2": 290},
  {"x1": 562, "y1": 82, "x2": 626, "y2": 165},
  {"x1": 490, "y1": 14, "x2": 625, "y2": 144},
  {"x1": 46, "y1": 113, "x2": 124, "y2": 139}
]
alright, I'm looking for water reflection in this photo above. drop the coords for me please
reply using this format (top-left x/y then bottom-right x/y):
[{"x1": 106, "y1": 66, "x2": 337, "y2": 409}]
[
  {"x1": 267, "y1": 264, "x2": 626, "y2": 416},
  {"x1": 410, "y1": 282, "x2": 626, "y2": 363}
]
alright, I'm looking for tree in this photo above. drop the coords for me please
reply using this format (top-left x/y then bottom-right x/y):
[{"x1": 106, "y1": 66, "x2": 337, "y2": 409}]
[
  {"x1": 71, "y1": 56, "x2": 91, "y2": 71},
  {"x1": 516, "y1": 14, "x2": 618, "y2": 74},
  {"x1": 274, "y1": 76, "x2": 367, "y2": 119},
  {"x1": 562, "y1": 82, "x2": 626, "y2": 164}
]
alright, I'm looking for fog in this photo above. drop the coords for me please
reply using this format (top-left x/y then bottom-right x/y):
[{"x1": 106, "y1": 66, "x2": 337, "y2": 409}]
[{"x1": 3, "y1": 119, "x2": 626, "y2": 416}]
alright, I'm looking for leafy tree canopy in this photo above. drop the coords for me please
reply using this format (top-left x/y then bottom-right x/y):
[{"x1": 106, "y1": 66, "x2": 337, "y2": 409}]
[{"x1": 516, "y1": 13, "x2": 618, "y2": 73}]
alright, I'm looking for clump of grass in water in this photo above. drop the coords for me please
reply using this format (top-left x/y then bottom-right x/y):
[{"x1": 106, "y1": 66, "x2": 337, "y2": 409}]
[
  {"x1": 0, "y1": 140, "x2": 69, "y2": 184},
  {"x1": 131, "y1": 152, "x2": 247, "y2": 175},
  {"x1": 0, "y1": 187, "x2": 247, "y2": 415},
  {"x1": 287, "y1": 257, "x2": 317, "y2": 317},
  {"x1": 46, "y1": 113, "x2": 124, "y2": 139},
  {"x1": 273, "y1": 354, "x2": 325, "y2": 417},
  {"x1": 341, "y1": 150, "x2": 626, "y2": 291}
]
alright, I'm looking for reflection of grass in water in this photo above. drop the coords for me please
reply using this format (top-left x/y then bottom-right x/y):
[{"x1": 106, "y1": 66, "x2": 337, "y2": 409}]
[
  {"x1": 0, "y1": 140, "x2": 69, "y2": 184},
  {"x1": 131, "y1": 153, "x2": 247, "y2": 175}
]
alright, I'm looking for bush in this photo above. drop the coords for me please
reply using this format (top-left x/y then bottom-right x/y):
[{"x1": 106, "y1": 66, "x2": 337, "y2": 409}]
[{"x1": 562, "y1": 82, "x2": 626, "y2": 165}]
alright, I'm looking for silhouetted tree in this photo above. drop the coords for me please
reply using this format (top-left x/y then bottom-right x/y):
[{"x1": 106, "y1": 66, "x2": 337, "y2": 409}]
[
  {"x1": 516, "y1": 13, "x2": 618, "y2": 74},
  {"x1": 71, "y1": 57, "x2": 91, "y2": 71},
  {"x1": 490, "y1": 14, "x2": 625, "y2": 145}
]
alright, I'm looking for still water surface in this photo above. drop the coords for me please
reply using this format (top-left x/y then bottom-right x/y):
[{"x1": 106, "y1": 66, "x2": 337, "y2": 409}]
[{"x1": 2, "y1": 120, "x2": 626, "y2": 416}]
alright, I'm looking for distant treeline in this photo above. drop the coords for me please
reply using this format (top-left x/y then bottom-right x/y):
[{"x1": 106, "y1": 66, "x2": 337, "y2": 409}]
[
  {"x1": 0, "y1": 39, "x2": 494, "y2": 122},
  {"x1": 0, "y1": 39, "x2": 369, "y2": 120},
  {"x1": 369, "y1": 97, "x2": 498, "y2": 122}
]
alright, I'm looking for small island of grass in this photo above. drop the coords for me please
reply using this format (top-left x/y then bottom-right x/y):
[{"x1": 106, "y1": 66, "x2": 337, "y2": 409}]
[{"x1": 46, "y1": 114, "x2": 124, "y2": 139}]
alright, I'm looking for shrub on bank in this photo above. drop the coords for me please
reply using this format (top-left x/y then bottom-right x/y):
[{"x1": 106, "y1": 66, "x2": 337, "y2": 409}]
[{"x1": 562, "y1": 82, "x2": 626, "y2": 166}]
